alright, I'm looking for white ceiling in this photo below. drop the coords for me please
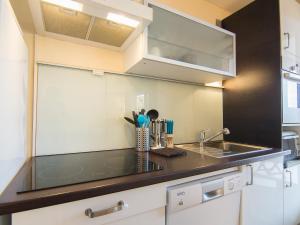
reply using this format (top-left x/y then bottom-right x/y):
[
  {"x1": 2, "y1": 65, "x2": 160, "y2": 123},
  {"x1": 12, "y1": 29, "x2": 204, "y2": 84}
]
[
  {"x1": 205, "y1": 0, "x2": 254, "y2": 13},
  {"x1": 10, "y1": 0, "x2": 255, "y2": 35}
]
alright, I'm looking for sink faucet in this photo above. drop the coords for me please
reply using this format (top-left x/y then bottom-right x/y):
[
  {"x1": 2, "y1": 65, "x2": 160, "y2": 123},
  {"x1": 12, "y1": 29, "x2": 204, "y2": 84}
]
[{"x1": 199, "y1": 128, "x2": 230, "y2": 148}]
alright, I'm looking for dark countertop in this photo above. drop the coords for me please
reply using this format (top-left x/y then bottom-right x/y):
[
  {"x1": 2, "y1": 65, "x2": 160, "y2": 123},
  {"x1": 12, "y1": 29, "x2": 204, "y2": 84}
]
[{"x1": 0, "y1": 147, "x2": 289, "y2": 215}]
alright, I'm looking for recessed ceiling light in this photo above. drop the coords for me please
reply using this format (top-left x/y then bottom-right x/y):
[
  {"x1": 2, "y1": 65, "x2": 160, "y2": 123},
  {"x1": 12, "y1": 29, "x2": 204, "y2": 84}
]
[
  {"x1": 106, "y1": 13, "x2": 140, "y2": 28},
  {"x1": 42, "y1": 0, "x2": 83, "y2": 11}
]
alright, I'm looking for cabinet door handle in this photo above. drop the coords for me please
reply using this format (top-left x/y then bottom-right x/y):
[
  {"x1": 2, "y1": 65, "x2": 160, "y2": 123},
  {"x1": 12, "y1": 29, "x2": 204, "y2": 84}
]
[
  {"x1": 284, "y1": 32, "x2": 290, "y2": 49},
  {"x1": 285, "y1": 170, "x2": 293, "y2": 188},
  {"x1": 246, "y1": 165, "x2": 254, "y2": 186},
  {"x1": 85, "y1": 201, "x2": 128, "y2": 218}
]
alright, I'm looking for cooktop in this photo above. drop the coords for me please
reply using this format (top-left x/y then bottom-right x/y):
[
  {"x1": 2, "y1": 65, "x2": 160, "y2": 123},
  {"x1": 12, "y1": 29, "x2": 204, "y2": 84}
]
[{"x1": 18, "y1": 149, "x2": 163, "y2": 193}]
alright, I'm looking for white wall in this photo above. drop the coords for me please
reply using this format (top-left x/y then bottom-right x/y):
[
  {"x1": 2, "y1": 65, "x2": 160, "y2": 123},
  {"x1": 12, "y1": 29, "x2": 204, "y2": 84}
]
[
  {"x1": 35, "y1": 35, "x2": 124, "y2": 73},
  {"x1": 0, "y1": 0, "x2": 28, "y2": 193},
  {"x1": 22, "y1": 33, "x2": 35, "y2": 158},
  {"x1": 158, "y1": 0, "x2": 230, "y2": 24},
  {"x1": 35, "y1": 64, "x2": 222, "y2": 156}
]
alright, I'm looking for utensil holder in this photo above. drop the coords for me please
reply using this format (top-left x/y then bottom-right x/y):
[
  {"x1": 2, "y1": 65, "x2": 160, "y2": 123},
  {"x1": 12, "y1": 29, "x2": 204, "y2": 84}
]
[
  {"x1": 136, "y1": 152, "x2": 150, "y2": 172},
  {"x1": 136, "y1": 128, "x2": 150, "y2": 152},
  {"x1": 166, "y1": 134, "x2": 174, "y2": 148}
]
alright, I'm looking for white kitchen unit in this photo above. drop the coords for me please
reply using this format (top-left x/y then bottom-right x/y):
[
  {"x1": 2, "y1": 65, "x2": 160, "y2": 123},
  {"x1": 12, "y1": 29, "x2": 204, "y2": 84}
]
[
  {"x1": 284, "y1": 160, "x2": 300, "y2": 225},
  {"x1": 166, "y1": 171, "x2": 242, "y2": 225},
  {"x1": 240, "y1": 156, "x2": 284, "y2": 225},
  {"x1": 280, "y1": 0, "x2": 300, "y2": 74},
  {"x1": 12, "y1": 167, "x2": 240, "y2": 225},
  {"x1": 280, "y1": 0, "x2": 300, "y2": 125},
  {"x1": 124, "y1": 0, "x2": 236, "y2": 84},
  {"x1": 12, "y1": 185, "x2": 166, "y2": 225}
]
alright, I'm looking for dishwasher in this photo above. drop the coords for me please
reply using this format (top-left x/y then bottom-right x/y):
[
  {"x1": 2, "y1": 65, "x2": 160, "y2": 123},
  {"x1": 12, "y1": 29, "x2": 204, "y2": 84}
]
[{"x1": 166, "y1": 171, "x2": 243, "y2": 225}]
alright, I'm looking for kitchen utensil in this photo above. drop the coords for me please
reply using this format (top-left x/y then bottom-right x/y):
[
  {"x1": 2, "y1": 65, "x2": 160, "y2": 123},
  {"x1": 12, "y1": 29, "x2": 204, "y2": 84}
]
[
  {"x1": 137, "y1": 114, "x2": 146, "y2": 128},
  {"x1": 145, "y1": 116, "x2": 151, "y2": 127},
  {"x1": 167, "y1": 120, "x2": 174, "y2": 134},
  {"x1": 166, "y1": 134, "x2": 174, "y2": 148},
  {"x1": 147, "y1": 109, "x2": 159, "y2": 121},
  {"x1": 150, "y1": 119, "x2": 168, "y2": 149},
  {"x1": 124, "y1": 117, "x2": 136, "y2": 125},
  {"x1": 132, "y1": 111, "x2": 139, "y2": 127},
  {"x1": 140, "y1": 109, "x2": 146, "y2": 115}
]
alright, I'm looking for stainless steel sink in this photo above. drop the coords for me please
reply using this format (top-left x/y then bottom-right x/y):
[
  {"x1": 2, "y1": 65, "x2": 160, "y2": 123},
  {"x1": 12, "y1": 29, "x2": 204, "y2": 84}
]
[{"x1": 176, "y1": 141, "x2": 271, "y2": 158}]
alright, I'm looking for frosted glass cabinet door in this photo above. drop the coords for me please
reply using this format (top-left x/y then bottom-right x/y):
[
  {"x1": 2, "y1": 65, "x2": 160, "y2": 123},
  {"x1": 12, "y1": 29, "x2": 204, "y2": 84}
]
[
  {"x1": 241, "y1": 157, "x2": 284, "y2": 225},
  {"x1": 147, "y1": 3, "x2": 235, "y2": 75}
]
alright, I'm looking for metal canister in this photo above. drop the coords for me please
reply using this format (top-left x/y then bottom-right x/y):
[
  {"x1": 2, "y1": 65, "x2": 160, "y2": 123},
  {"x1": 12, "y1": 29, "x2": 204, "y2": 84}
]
[{"x1": 136, "y1": 127, "x2": 150, "y2": 152}]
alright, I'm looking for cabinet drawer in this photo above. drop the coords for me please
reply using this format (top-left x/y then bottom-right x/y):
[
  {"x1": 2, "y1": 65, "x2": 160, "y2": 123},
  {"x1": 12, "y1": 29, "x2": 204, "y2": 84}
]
[{"x1": 12, "y1": 185, "x2": 166, "y2": 225}]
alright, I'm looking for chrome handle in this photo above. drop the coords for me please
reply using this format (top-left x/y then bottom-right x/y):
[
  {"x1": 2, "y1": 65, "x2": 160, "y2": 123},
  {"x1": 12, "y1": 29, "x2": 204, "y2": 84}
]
[
  {"x1": 284, "y1": 73, "x2": 300, "y2": 82},
  {"x1": 85, "y1": 201, "x2": 128, "y2": 218},
  {"x1": 246, "y1": 165, "x2": 254, "y2": 186},
  {"x1": 285, "y1": 170, "x2": 293, "y2": 188},
  {"x1": 284, "y1": 32, "x2": 290, "y2": 49},
  {"x1": 203, "y1": 188, "x2": 224, "y2": 202}
]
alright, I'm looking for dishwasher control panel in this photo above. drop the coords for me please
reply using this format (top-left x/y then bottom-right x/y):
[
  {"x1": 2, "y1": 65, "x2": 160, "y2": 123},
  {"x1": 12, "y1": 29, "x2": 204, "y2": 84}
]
[
  {"x1": 167, "y1": 172, "x2": 243, "y2": 213},
  {"x1": 224, "y1": 173, "x2": 243, "y2": 194},
  {"x1": 167, "y1": 181, "x2": 202, "y2": 213}
]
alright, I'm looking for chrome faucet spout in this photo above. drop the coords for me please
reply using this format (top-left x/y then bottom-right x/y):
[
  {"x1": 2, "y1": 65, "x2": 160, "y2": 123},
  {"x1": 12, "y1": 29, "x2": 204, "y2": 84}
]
[{"x1": 199, "y1": 128, "x2": 230, "y2": 148}]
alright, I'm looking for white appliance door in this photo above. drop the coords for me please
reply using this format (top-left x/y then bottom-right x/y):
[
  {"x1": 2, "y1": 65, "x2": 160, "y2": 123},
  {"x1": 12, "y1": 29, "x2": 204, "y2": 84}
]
[
  {"x1": 167, "y1": 192, "x2": 240, "y2": 225},
  {"x1": 284, "y1": 162, "x2": 300, "y2": 225},
  {"x1": 282, "y1": 72, "x2": 300, "y2": 124}
]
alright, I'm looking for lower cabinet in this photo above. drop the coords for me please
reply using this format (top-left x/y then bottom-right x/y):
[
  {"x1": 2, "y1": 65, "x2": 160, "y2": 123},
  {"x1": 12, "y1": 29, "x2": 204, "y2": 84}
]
[
  {"x1": 12, "y1": 157, "x2": 292, "y2": 225},
  {"x1": 12, "y1": 185, "x2": 166, "y2": 225},
  {"x1": 240, "y1": 156, "x2": 284, "y2": 225},
  {"x1": 284, "y1": 161, "x2": 300, "y2": 225},
  {"x1": 89, "y1": 209, "x2": 165, "y2": 225}
]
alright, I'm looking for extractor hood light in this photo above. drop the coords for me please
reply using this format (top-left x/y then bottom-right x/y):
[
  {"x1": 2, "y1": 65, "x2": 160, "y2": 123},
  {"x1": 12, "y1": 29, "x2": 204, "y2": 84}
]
[
  {"x1": 42, "y1": 0, "x2": 83, "y2": 11},
  {"x1": 106, "y1": 13, "x2": 140, "y2": 28}
]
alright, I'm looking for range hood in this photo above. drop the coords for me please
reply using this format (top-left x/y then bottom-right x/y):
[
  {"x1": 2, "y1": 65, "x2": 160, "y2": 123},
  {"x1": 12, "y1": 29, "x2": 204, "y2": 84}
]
[{"x1": 28, "y1": 0, "x2": 153, "y2": 50}]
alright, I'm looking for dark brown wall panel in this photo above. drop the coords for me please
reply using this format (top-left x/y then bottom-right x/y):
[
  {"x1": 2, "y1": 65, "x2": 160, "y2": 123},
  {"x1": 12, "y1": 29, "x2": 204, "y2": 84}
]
[{"x1": 222, "y1": 0, "x2": 282, "y2": 148}]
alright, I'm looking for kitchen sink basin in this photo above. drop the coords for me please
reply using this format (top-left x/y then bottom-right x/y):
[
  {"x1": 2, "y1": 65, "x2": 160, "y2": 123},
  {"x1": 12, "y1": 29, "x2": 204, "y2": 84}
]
[{"x1": 175, "y1": 141, "x2": 271, "y2": 158}]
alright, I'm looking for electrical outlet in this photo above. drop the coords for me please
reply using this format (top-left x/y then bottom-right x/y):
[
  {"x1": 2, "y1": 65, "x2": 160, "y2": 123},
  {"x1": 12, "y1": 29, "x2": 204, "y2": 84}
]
[{"x1": 136, "y1": 94, "x2": 145, "y2": 112}]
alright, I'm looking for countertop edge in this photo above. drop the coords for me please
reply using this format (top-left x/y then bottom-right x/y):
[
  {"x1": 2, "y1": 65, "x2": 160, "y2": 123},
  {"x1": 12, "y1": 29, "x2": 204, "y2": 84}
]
[{"x1": 0, "y1": 150, "x2": 289, "y2": 215}]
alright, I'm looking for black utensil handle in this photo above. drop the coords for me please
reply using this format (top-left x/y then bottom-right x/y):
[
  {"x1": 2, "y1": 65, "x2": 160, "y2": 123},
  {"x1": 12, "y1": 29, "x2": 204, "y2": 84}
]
[{"x1": 124, "y1": 117, "x2": 135, "y2": 125}]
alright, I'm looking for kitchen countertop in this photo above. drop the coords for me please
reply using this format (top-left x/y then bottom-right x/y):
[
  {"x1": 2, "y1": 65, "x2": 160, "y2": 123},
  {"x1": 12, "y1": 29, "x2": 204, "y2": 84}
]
[{"x1": 0, "y1": 147, "x2": 289, "y2": 215}]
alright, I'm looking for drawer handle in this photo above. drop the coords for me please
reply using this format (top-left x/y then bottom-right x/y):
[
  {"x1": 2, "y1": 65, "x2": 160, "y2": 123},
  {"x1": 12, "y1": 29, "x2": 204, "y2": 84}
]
[
  {"x1": 284, "y1": 32, "x2": 290, "y2": 49},
  {"x1": 285, "y1": 170, "x2": 293, "y2": 188},
  {"x1": 85, "y1": 201, "x2": 128, "y2": 218},
  {"x1": 246, "y1": 165, "x2": 254, "y2": 186}
]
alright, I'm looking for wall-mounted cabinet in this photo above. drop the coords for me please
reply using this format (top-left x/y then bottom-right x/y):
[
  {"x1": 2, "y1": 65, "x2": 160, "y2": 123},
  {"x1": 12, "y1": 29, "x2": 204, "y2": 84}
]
[
  {"x1": 124, "y1": 0, "x2": 236, "y2": 84},
  {"x1": 280, "y1": 0, "x2": 300, "y2": 74}
]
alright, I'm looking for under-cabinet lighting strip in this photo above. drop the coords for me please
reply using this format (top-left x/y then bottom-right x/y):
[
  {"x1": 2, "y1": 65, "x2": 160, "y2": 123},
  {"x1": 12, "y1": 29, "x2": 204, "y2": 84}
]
[
  {"x1": 104, "y1": 72, "x2": 224, "y2": 89},
  {"x1": 36, "y1": 61, "x2": 224, "y2": 89}
]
